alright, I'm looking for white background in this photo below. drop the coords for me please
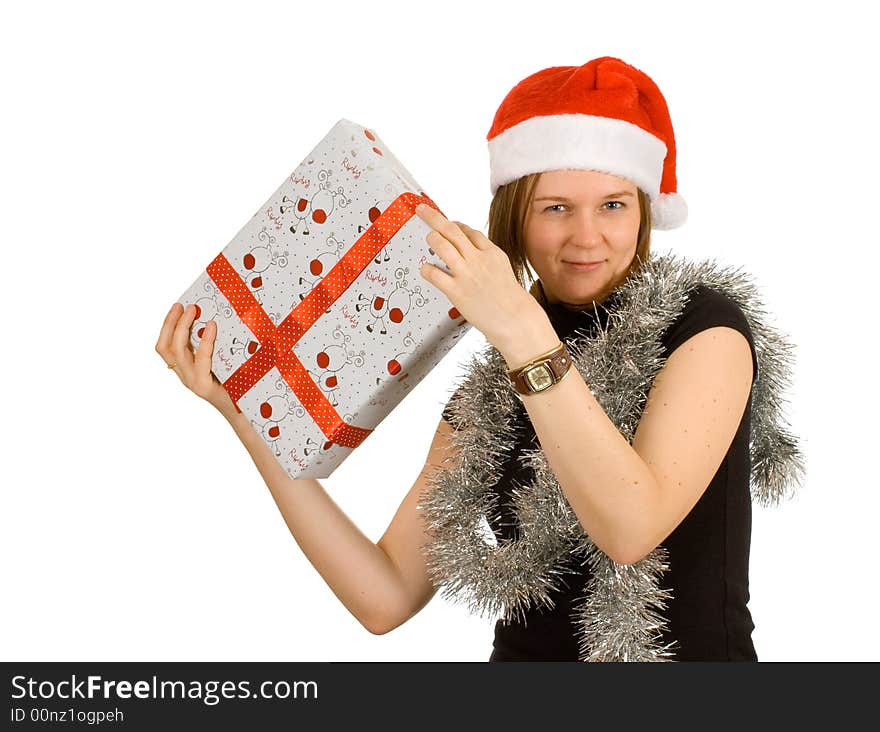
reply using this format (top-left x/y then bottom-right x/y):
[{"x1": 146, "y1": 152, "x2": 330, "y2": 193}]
[{"x1": 2, "y1": 0, "x2": 877, "y2": 662}]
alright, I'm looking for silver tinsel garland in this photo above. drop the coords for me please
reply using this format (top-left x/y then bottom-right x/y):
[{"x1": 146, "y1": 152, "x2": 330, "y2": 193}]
[{"x1": 418, "y1": 250, "x2": 805, "y2": 662}]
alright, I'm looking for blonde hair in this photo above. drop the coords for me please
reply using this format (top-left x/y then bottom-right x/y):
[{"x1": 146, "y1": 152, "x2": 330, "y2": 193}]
[{"x1": 485, "y1": 172, "x2": 652, "y2": 307}]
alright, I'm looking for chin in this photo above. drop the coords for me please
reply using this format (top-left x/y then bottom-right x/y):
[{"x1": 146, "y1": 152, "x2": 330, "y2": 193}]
[
  {"x1": 562, "y1": 278, "x2": 605, "y2": 298},
  {"x1": 563, "y1": 282, "x2": 616, "y2": 307}
]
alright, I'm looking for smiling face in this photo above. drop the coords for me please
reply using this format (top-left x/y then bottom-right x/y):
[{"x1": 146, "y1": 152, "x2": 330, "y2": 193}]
[{"x1": 523, "y1": 169, "x2": 642, "y2": 309}]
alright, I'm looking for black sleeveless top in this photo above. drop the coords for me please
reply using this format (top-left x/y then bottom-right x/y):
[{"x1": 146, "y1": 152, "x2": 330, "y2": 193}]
[{"x1": 441, "y1": 285, "x2": 760, "y2": 662}]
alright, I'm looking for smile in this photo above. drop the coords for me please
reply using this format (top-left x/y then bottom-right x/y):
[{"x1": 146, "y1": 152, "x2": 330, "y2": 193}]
[{"x1": 564, "y1": 261, "x2": 603, "y2": 272}]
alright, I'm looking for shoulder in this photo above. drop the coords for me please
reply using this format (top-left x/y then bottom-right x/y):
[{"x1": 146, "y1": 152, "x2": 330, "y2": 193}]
[{"x1": 661, "y1": 285, "x2": 758, "y2": 381}]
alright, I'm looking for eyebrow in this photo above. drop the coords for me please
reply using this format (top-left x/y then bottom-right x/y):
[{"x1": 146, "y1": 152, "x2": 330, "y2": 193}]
[{"x1": 534, "y1": 191, "x2": 635, "y2": 202}]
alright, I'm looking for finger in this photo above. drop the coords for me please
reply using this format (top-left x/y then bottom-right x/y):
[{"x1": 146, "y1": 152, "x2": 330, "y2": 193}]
[
  {"x1": 170, "y1": 303, "x2": 199, "y2": 377},
  {"x1": 433, "y1": 220, "x2": 474, "y2": 258},
  {"x1": 194, "y1": 319, "x2": 216, "y2": 374},
  {"x1": 155, "y1": 302, "x2": 183, "y2": 361},
  {"x1": 420, "y1": 261, "x2": 455, "y2": 294},
  {"x1": 426, "y1": 229, "x2": 465, "y2": 269},
  {"x1": 454, "y1": 221, "x2": 493, "y2": 251},
  {"x1": 416, "y1": 204, "x2": 474, "y2": 258}
]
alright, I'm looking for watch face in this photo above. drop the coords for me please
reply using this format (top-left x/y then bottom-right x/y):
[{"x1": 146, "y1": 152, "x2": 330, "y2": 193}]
[{"x1": 525, "y1": 363, "x2": 555, "y2": 392}]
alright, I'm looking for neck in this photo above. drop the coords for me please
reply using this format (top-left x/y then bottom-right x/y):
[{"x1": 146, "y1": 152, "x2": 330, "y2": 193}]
[{"x1": 536, "y1": 280, "x2": 615, "y2": 312}]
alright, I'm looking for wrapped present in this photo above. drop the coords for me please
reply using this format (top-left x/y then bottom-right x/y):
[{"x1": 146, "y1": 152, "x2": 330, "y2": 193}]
[{"x1": 176, "y1": 118, "x2": 470, "y2": 478}]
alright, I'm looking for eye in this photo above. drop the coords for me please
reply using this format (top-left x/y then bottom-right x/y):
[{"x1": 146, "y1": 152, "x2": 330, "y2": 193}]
[
  {"x1": 544, "y1": 204, "x2": 566, "y2": 213},
  {"x1": 604, "y1": 201, "x2": 625, "y2": 210}
]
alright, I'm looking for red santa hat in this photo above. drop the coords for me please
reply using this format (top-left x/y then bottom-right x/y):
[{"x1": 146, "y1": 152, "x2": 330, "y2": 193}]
[{"x1": 487, "y1": 56, "x2": 687, "y2": 230}]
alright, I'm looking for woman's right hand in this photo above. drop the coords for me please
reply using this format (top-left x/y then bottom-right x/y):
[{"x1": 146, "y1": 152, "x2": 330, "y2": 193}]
[{"x1": 155, "y1": 302, "x2": 237, "y2": 417}]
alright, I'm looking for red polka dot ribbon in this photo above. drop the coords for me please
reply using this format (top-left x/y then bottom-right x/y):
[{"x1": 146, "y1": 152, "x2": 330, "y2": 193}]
[{"x1": 206, "y1": 191, "x2": 440, "y2": 449}]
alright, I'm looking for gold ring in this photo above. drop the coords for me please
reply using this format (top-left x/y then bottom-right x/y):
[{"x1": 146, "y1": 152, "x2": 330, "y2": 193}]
[{"x1": 167, "y1": 362, "x2": 178, "y2": 370}]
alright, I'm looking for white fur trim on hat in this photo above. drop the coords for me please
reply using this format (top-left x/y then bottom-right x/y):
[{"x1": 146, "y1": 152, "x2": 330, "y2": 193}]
[
  {"x1": 488, "y1": 113, "x2": 667, "y2": 199},
  {"x1": 650, "y1": 192, "x2": 688, "y2": 230}
]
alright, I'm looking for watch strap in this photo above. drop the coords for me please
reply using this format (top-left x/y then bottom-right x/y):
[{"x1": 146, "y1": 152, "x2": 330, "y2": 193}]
[{"x1": 507, "y1": 342, "x2": 572, "y2": 395}]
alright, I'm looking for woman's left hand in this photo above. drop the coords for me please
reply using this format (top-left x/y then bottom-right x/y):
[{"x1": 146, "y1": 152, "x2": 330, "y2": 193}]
[{"x1": 415, "y1": 203, "x2": 537, "y2": 350}]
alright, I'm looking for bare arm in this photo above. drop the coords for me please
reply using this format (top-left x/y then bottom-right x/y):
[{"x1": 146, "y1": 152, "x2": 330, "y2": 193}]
[
  {"x1": 157, "y1": 302, "x2": 448, "y2": 635},
  {"x1": 498, "y1": 317, "x2": 754, "y2": 565},
  {"x1": 221, "y1": 399, "x2": 453, "y2": 635}
]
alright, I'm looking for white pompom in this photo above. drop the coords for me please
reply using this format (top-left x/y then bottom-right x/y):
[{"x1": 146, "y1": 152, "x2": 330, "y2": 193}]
[{"x1": 651, "y1": 192, "x2": 688, "y2": 230}]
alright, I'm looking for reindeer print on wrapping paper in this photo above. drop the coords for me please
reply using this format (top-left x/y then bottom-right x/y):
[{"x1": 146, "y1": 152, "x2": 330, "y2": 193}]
[
  {"x1": 305, "y1": 326, "x2": 366, "y2": 408},
  {"x1": 240, "y1": 227, "x2": 290, "y2": 308},
  {"x1": 376, "y1": 332, "x2": 417, "y2": 386},
  {"x1": 296, "y1": 233, "x2": 345, "y2": 312},
  {"x1": 249, "y1": 393, "x2": 296, "y2": 458},
  {"x1": 230, "y1": 335, "x2": 260, "y2": 361},
  {"x1": 280, "y1": 169, "x2": 350, "y2": 236},
  {"x1": 357, "y1": 194, "x2": 395, "y2": 265},
  {"x1": 187, "y1": 282, "x2": 233, "y2": 350},
  {"x1": 247, "y1": 378, "x2": 312, "y2": 458},
  {"x1": 356, "y1": 266, "x2": 427, "y2": 335}
]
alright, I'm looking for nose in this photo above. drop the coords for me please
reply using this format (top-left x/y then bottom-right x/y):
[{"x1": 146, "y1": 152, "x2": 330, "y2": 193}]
[{"x1": 568, "y1": 210, "x2": 605, "y2": 247}]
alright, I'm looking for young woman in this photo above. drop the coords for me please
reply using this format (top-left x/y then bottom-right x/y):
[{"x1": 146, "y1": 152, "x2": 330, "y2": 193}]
[{"x1": 156, "y1": 57, "x2": 803, "y2": 661}]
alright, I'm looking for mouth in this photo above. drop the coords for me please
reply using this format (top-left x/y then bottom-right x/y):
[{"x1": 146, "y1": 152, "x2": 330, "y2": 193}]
[{"x1": 564, "y1": 260, "x2": 604, "y2": 271}]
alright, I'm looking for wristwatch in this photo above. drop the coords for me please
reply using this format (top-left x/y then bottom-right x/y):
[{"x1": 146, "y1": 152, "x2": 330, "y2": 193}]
[{"x1": 506, "y1": 341, "x2": 573, "y2": 396}]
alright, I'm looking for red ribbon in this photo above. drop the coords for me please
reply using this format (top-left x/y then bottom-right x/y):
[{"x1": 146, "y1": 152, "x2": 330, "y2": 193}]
[{"x1": 206, "y1": 191, "x2": 440, "y2": 449}]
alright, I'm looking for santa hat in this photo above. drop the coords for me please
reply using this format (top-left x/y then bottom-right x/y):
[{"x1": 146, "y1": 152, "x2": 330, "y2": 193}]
[{"x1": 487, "y1": 56, "x2": 687, "y2": 230}]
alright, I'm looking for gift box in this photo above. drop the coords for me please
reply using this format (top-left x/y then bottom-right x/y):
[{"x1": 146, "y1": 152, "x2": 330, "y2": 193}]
[{"x1": 176, "y1": 118, "x2": 470, "y2": 478}]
